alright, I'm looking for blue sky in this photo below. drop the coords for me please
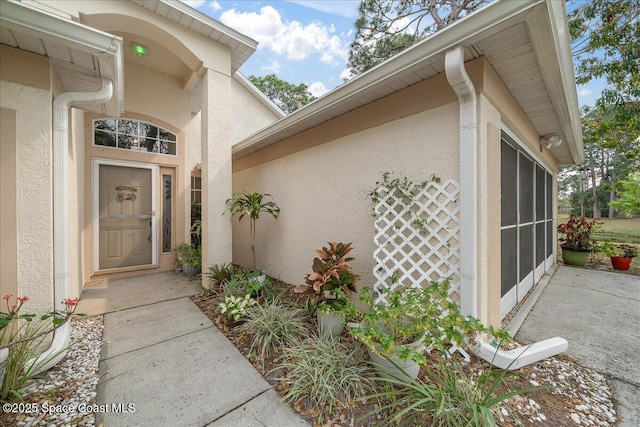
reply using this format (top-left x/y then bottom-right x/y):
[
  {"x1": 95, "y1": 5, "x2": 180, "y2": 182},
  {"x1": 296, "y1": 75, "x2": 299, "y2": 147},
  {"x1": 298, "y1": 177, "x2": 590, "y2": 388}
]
[{"x1": 181, "y1": 0, "x2": 602, "y2": 107}]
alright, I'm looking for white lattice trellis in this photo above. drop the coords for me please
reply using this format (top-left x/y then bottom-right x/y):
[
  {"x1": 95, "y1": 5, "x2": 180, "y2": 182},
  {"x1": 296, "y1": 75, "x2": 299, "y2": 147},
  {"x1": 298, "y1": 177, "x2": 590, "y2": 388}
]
[{"x1": 372, "y1": 179, "x2": 460, "y2": 303}]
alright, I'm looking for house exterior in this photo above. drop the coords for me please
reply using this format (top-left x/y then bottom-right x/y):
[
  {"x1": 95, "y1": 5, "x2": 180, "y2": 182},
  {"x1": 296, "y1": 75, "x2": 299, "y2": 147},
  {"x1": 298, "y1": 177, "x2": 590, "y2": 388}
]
[
  {"x1": 231, "y1": 0, "x2": 583, "y2": 328},
  {"x1": 0, "y1": 0, "x2": 282, "y2": 366},
  {"x1": 1, "y1": 0, "x2": 583, "y2": 369}
]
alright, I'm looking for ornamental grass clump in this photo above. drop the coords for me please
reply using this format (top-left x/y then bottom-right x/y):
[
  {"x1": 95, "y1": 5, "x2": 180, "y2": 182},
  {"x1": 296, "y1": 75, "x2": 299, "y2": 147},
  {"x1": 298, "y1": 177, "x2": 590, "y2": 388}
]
[
  {"x1": 277, "y1": 334, "x2": 376, "y2": 419},
  {"x1": 237, "y1": 299, "x2": 307, "y2": 361},
  {"x1": 360, "y1": 351, "x2": 538, "y2": 427}
]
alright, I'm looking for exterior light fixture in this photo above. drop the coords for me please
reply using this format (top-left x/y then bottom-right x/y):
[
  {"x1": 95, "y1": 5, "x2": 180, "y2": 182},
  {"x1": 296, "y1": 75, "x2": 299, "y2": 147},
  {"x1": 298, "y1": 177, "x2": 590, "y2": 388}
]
[
  {"x1": 540, "y1": 135, "x2": 562, "y2": 150},
  {"x1": 132, "y1": 43, "x2": 148, "y2": 58}
]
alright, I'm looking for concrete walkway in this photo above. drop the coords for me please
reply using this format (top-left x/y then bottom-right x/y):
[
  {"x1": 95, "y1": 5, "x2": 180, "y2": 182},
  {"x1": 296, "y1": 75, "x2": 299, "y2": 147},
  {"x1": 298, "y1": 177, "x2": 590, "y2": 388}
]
[
  {"x1": 79, "y1": 272, "x2": 309, "y2": 427},
  {"x1": 516, "y1": 266, "x2": 640, "y2": 427}
]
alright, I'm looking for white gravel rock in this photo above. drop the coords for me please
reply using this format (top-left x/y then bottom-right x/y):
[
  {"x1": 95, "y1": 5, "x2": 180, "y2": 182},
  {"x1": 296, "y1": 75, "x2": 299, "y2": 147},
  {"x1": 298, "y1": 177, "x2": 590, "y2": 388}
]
[{"x1": 12, "y1": 316, "x2": 104, "y2": 427}]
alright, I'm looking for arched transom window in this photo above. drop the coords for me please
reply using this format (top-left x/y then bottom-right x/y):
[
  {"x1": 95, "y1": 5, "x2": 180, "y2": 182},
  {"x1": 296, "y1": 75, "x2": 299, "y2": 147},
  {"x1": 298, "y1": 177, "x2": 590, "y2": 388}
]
[{"x1": 93, "y1": 118, "x2": 177, "y2": 155}]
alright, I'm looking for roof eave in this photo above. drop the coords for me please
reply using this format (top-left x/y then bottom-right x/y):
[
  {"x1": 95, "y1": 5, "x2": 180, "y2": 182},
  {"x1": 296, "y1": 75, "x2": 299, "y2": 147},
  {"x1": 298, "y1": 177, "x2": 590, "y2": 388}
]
[
  {"x1": 2, "y1": 0, "x2": 124, "y2": 116},
  {"x1": 233, "y1": 0, "x2": 546, "y2": 159},
  {"x1": 233, "y1": 73, "x2": 285, "y2": 118},
  {"x1": 161, "y1": 0, "x2": 257, "y2": 72}
]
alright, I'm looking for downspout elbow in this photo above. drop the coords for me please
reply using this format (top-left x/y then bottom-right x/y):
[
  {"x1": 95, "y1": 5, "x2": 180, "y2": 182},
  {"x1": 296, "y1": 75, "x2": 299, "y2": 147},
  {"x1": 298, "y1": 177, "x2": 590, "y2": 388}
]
[{"x1": 29, "y1": 78, "x2": 113, "y2": 374}]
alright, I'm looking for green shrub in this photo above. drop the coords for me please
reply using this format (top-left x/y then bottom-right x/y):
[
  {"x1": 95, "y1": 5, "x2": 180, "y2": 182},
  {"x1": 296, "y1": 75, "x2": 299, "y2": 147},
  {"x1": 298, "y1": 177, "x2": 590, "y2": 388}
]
[{"x1": 277, "y1": 334, "x2": 375, "y2": 419}]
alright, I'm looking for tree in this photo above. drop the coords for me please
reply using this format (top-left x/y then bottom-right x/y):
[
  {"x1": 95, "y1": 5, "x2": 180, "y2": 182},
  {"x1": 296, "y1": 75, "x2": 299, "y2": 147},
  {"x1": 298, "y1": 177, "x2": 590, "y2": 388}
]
[
  {"x1": 225, "y1": 191, "x2": 280, "y2": 270},
  {"x1": 569, "y1": 0, "x2": 640, "y2": 152},
  {"x1": 609, "y1": 173, "x2": 640, "y2": 216},
  {"x1": 248, "y1": 74, "x2": 315, "y2": 114},
  {"x1": 347, "y1": 0, "x2": 487, "y2": 75}
]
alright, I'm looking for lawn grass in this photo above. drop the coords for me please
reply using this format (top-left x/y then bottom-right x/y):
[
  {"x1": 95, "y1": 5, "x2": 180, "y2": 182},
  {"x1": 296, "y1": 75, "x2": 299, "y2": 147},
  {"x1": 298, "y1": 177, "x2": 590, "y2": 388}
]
[{"x1": 558, "y1": 215, "x2": 640, "y2": 243}]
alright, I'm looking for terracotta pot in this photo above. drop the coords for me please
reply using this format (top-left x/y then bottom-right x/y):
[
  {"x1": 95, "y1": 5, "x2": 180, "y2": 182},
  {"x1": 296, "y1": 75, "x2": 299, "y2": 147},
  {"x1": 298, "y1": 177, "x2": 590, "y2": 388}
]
[
  {"x1": 611, "y1": 256, "x2": 632, "y2": 271},
  {"x1": 561, "y1": 246, "x2": 591, "y2": 266}
]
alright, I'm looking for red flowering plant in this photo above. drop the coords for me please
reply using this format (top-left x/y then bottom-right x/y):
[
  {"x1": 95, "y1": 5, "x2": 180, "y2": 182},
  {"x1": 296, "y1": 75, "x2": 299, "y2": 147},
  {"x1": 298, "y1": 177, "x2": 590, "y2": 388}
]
[
  {"x1": 557, "y1": 216, "x2": 599, "y2": 251},
  {"x1": 1, "y1": 295, "x2": 82, "y2": 349}
]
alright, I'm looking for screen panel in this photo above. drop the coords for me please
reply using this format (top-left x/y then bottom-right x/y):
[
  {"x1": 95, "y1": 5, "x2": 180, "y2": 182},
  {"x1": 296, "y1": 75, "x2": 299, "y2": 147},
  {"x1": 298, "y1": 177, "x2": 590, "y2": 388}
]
[
  {"x1": 519, "y1": 155, "x2": 534, "y2": 223},
  {"x1": 501, "y1": 227, "x2": 518, "y2": 297},
  {"x1": 501, "y1": 141, "x2": 518, "y2": 227},
  {"x1": 519, "y1": 224, "x2": 534, "y2": 281}
]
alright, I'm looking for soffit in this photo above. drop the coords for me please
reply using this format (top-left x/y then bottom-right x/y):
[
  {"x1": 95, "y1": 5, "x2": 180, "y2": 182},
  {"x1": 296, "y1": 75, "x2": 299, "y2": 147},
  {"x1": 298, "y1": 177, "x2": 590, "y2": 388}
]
[
  {"x1": 128, "y1": 0, "x2": 257, "y2": 73},
  {"x1": 233, "y1": 0, "x2": 581, "y2": 166},
  {"x1": 0, "y1": 0, "x2": 123, "y2": 116}
]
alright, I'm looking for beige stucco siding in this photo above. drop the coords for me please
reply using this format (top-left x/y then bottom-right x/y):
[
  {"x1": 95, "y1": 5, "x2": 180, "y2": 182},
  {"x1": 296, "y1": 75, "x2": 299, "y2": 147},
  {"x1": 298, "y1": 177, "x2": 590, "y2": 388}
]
[
  {"x1": 230, "y1": 78, "x2": 281, "y2": 144},
  {"x1": 232, "y1": 101, "x2": 459, "y2": 288},
  {"x1": 0, "y1": 78, "x2": 54, "y2": 315}
]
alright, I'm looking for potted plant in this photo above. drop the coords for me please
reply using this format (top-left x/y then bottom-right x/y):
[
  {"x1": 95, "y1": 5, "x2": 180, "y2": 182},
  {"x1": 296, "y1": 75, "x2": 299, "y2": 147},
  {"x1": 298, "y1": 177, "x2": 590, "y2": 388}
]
[
  {"x1": 294, "y1": 242, "x2": 359, "y2": 338},
  {"x1": 182, "y1": 246, "x2": 202, "y2": 277},
  {"x1": 350, "y1": 278, "x2": 508, "y2": 380},
  {"x1": 172, "y1": 242, "x2": 191, "y2": 272},
  {"x1": 225, "y1": 191, "x2": 280, "y2": 274},
  {"x1": 611, "y1": 244, "x2": 638, "y2": 271},
  {"x1": 557, "y1": 216, "x2": 598, "y2": 266}
]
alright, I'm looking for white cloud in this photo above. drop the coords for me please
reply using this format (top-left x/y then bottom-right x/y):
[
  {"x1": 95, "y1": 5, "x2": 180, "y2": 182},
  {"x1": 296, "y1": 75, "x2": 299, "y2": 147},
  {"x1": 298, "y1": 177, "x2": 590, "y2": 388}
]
[
  {"x1": 308, "y1": 81, "x2": 329, "y2": 97},
  {"x1": 340, "y1": 67, "x2": 354, "y2": 81},
  {"x1": 209, "y1": 1, "x2": 222, "y2": 12},
  {"x1": 220, "y1": 6, "x2": 348, "y2": 64},
  {"x1": 179, "y1": 0, "x2": 205, "y2": 8},
  {"x1": 578, "y1": 88, "x2": 593, "y2": 97},
  {"x1": 261, "y1": 59, "x2": 281, "y2": 74},
  {"x1": 287, "y1": 1, "x2": 360, "y2": 18}
]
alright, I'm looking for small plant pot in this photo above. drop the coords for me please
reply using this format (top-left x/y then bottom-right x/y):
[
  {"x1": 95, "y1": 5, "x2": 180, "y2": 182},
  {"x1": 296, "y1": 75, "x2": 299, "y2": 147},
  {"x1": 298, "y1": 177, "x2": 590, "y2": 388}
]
[
  {"x1": 182, "y1": 263, "x2": 201, "y2": 277},
  {"x1": 561, "y1": 246, "x2": 591, "y2": 266},
  {"x1": 367, "y1": 344, "x2": 421, "y2": 381},
  {"x1": 611, "y1": 256, "x2": 632, "y2": 271},
  {"x1": 317, "y1": 311, "x2": 345, "y2": 339}
]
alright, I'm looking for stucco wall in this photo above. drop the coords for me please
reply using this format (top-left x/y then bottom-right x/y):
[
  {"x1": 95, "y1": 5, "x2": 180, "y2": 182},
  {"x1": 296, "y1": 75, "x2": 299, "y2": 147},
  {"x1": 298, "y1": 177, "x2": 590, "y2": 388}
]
[
  {"x1": 230, "y1": 78, "x2": 281, "y2": 144},
  {"x1": 232, "y1": 102, "x2": 459, "y2": 288},
  {"x1": 0, "y1": 79, "x2": 54, "y2": 315}
]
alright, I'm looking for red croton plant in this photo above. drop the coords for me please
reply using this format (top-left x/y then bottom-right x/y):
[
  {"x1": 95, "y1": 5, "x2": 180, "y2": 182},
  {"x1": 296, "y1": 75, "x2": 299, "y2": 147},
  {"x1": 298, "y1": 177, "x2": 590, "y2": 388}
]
[
  {"x1": 557, "y1": 215, "x2": 599, "y2": 251},
  {"x1": 294, "y1": 241, "x2": 359, "y2": 305}
]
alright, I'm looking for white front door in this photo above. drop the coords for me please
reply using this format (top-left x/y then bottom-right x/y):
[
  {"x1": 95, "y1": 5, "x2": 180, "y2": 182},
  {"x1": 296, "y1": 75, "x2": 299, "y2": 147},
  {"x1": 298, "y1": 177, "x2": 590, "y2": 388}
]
[{"x1": 95, "y1": 161, "x2": 157, "y2": 271}]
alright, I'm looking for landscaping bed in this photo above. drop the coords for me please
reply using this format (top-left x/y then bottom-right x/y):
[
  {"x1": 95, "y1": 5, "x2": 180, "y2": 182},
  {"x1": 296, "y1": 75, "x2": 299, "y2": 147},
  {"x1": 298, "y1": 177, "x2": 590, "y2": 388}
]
[{"x1": 192, "y1": 275, "x2": 617, "y2": 427}]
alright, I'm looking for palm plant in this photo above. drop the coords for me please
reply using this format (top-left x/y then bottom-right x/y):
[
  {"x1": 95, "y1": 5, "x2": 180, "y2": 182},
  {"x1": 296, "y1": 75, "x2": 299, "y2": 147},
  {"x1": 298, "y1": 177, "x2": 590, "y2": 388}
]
[{"x1": 225, "y1": 191, "x2": 280, "y2": 270}]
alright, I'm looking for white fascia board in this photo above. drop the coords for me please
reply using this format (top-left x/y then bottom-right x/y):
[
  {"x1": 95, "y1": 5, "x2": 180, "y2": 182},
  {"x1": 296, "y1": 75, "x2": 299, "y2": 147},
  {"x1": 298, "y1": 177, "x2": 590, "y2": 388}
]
[
  {"x1": 2, "y1": 0, "x2": 124, "y2": 116},
  {"x1": 163, "y1": 0, "x2": 258, "y2": 51},
  {"x1": 233, "y1": 0, "x2": 544, "y2": 157},
  {"x1": 547, "y1": 0, "x2": 584, "y2": 165},
  {"x1": 233, "y1": 73, "x2": 285, "y2": 118}
]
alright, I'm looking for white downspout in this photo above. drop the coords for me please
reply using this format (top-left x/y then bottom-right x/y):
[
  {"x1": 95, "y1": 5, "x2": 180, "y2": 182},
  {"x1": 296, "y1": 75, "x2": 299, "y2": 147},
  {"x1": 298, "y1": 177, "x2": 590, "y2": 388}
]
[
  {"x1": 445, "y1": 45, "x2": 477, "y2": 317},
  {"x1": 29, "y1": 78, "x2": 113, "y2": 373},
  {"x1": 444, "y1": 46, "x2": 569, "y2": 368}
]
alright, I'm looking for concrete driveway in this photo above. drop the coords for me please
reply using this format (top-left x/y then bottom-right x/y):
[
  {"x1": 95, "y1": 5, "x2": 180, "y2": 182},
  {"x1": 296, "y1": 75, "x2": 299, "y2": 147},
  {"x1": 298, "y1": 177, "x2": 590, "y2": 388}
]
[{"x1": 516, "y1": 266, "x2": 640, "y2": 427}]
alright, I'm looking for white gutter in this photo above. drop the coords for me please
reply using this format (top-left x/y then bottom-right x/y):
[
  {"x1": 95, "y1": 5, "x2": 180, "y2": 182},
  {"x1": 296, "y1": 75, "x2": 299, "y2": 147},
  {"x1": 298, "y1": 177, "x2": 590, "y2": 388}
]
[
  {"x1": 29, "y1": 78, "x2": 114, "y2": 373},
  {"x1": 445, "y1": 44, "x2": 477, "y2": 317}
]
